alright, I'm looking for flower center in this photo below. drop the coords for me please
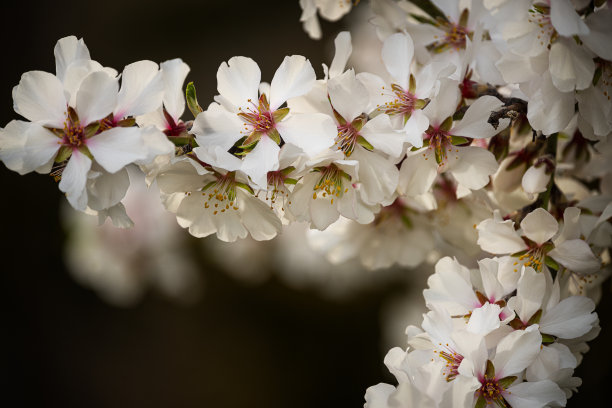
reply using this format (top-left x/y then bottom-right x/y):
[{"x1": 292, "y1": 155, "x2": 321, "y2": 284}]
[
  {"x1": 61, "y1": 109, "x2": 85, "y2": 148},
  {"x1": 479, "y1": 378, "x2": 503, "y2": 401},
  {"x1": 238, "y1": 95, "x2": 275, "y2": 135},
  {"x1": 527, "y1": 4, "x2": 556, "y2": 49},
  {"x1": 336, "y1": 122, "x2": 359, "y2": 156},
  {"x1": 378, "y1": 83, "x2": 417, "y2": 117},
  {"x1": 425, "y1": 124, "x2": 457, "y2": 165},
  {"x1": 198, "y1": 172, "x2": 240, "y2": 215},
  {"x1": 312, "y1": 164, "x2": 350, "y2": 204},
  {"x1": 436, "y1": 346, "x2": 463, "y2": 382}
]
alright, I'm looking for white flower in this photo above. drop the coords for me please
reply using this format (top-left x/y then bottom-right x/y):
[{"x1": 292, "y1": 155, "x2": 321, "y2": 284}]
[
  {"x1": 477, "y1": 207, "x2": 601, "y2": 274},
  {"x1": 156, "y1": 158, "x2": 282, "y2": 241},
  {"x1": 191, "y1": 55, "x2": 336, "y2": 188}
]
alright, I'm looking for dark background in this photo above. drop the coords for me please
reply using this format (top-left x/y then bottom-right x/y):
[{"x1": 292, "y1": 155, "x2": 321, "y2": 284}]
[{"x1": 1, "y1": 0, "x2": 610, "y2": 407}]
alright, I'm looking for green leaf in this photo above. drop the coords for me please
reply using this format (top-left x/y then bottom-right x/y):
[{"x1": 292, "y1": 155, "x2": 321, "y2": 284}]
[{"x1": 185, "y1": 82, "x2": 203, "y2": 118}]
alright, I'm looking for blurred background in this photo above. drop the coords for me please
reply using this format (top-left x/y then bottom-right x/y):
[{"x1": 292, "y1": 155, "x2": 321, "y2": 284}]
[{"x1": 0, "y1": 1, "x2": 610, "y2": 407}]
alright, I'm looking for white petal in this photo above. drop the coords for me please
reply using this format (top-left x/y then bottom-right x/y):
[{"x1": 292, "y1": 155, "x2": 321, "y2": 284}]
[
  {"x1": 493, "y1": 325, "x2": 541, "y2": 376},
  {"x1": 0, "y1": 120, "x2": 29, "y2": 174},
  {"x1": 22, "y1": 124, "x2": 61, "y2": 173},
  {"x1": 276, "y1": 113, "x2": 336, "y2": 156},
  {"x1": 87, "y1": 167, "x2": 130, "y2": 211},
  {"x1": 466, "y1": 303, "x2": 501, "y2": 335},
  {"x1": 452, "y1": 95, "x2": 508, "y2": 139},
  {"x1": 540, "y1": 295, "x2": 597, "y2": 339},
  {"x1": 115, "y1": 60, "x2": 163, "y2": 118},
  {"x1": 382, "y1": 32, "x2": 414, "y2": 90},
  {"x1": 351, "y1": 147, "x2": 399, "y2": 206},
  {"x1": 217, "y1": 56, "x2": 261, "y2": 111},
  {"x1": 269, "y1": 55, "x2": 316, "y2": 110},
  {"x1": 402, "y1": 109, "x2": 428, "y2": 148},
  {"x1": 448, "y1": 146, "x2": 498, "y2": 191},
  {"x1": 582, "y1": 8, "x2": 612, "y2": 60},
  {"x1": 191, "y1": 103, "x2": 244, "y2": 151},
  {"x1": 520, "y1": 208, "x2": 558, "y2": 244},
  {"x1": 59, "y1": 149, "x2": 92, "y2": 211},
  {"x1": 310, "y1": 193, "x2": 341, "y2": 230},
  {"x1": 75, "y1": 71, "x2": 119, "y2": 125},
  {"x1": 328, "y1": 31, "x2": 352, "y2": 79},
  {"x1": 136, "y1": 126, "x2": 175, "y2": 165},
  {"x1": 193, "y1": 146, "x2": 243, "y2": 172},
  {"x1": 87, "y1": 127, "x2": 147, "y2": 173},
  {"x1": 522, "y1": 165, "x2": 549, "y2": 195},
  {"x1": 505, "y1": 380, "x2": 566, "y2": 408},
  {"x1": 549, "y1": 39, "x2": 595, "y2": 92},
  {"x1": 514, "y1": 266, "x2": 546, "y2": 322},
  {"x1": 156, "y1": 159, "x2": 207, "y2": 194},
  {"x1": 12, "y1": 71, "x2": 67, "y2": 127},
  {"x1": 327, "y1": 69, "x2": 368, "y2": 122},
  {"x1": 54, "y1": 36, "x2": 91, "y2": 81},
  {"x1": 160, "y1": 59, "x2": 190, "y2": 121},
  {"x1": 364, "y1": 383, "x2": 395, "y2": 408},
  {"x1": 241, "y1": 135, "x2": 280, "y2": 189},
  {"x1": 423, "y1": 257, "x2": 478, "y2": 315},
  {"x1": 397, "y1": 149, "x2": 437, "y2": 196},
  {"x1": 550, "y1": 0, "x2": 589, "y2": 36},
  {"x1": 238, "y1": 190, "x2": 282, "y2": 241},
  {"x1": 360, "y1": 114, "x2": 406, "y2": 159},
  {"x1": 476, "y1": 212, "x2": 526, "y2": 254},
  {"x1": 525, "y1": 72, "x2": 575, "y2": 135},
  {"x1": 423, "y1": 79, "x2": 460, "y2": 124},
  {"x1": 549, "y1": 239, "x2": 601, "y2": 274}
]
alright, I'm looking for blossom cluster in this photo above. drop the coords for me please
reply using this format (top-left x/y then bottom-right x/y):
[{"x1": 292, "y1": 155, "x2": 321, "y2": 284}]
[{"x1": 0, "y1": 0, "x2": 611, "y2": 406}]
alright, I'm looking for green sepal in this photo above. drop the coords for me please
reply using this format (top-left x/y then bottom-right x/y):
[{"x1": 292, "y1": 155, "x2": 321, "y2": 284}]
[
  {"x1": 544, "y1": 256, "x2": 560, "y2": 271},
  {"x1": 284, "y1": 178, "x2": 298, "y2": 185},
  {"x1": 414, "y1": 98, "x2": 430, "y2": 110},
  {"x1": 458, "y1": 8, "x2": 469, "y2": 28},
  {"x1": 357, "y1": 135, "x2": 374, "y2": 151},
  {"x1": 497, "y1": 376, "x2": 517, "y2": 389},
  {"x1": 186, "y1": 82, "x2": 203, "y2": 118},
  {"x1": 510, "y1": 249, "x2": 529, "y2": 258},
  {"x1": 475, "y1": 395, "x2": 487, "y2": 408},
  {"x1": 352, "y1": 115, "x2": 367, "y2": 131},
  {"x1": 240, "y1": 131, "x2": 263, "y2": 148},
  {"x1": 78, "y1": 146, "x2": 93, "y2": 160},
  {"x1": 485, "y1": 360, "x2": 495, "y2": 379},
  {"x1": 422, "y1": 139, "x2": 430, "y2": 147},
  {"x1": 440, "y1": 116, "x2": 453, "y2": 132},
  {"x1": 235, "y1": 182, "x2": 254, "y2": 195},
  {"x1": 451, "y1": 136, "x2": 469, "y2": 146},
  {"x1": 409, "y1": 74, "x2": 417, "y2": 94},
  {"x1": 541, "y1": 333, "x2": 556, "y2": 344},
  {"x1": 592, "y1": 66, "x2": 602, "y2": 87},
  {"x1": 401, "y1": 214, "x2": 413, "y2": 229},
  {"x1": 267, "y1": 128, "x2": 281, "y2": 145},
  {"x1": 170, "y1": 136, "x2": 192, "y2": 146},
  {"x1": 84, "y1": 121, "x2": 100, "y2": 138},
  {"x1": 280, "y1": 166, "x2": 296, "y2": 176},
  {"x1": 272, "y1": 107, "x2": 290, "y2": 123},
  {"x1": 116, "y1": 117, "x2": 136, "y2": 128},
  {"x1": 333, "y1": 108, "x2": 347, "y2": 126},
  {"x1": 54, "y1": 146, "x2": 73, "y2": 163},
  {"x1": 527, "y1": 309, "x2": 543, "y2": 325},
  {"x1": 409, "y1": 13, "x2": 437, "y2": 26}
]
